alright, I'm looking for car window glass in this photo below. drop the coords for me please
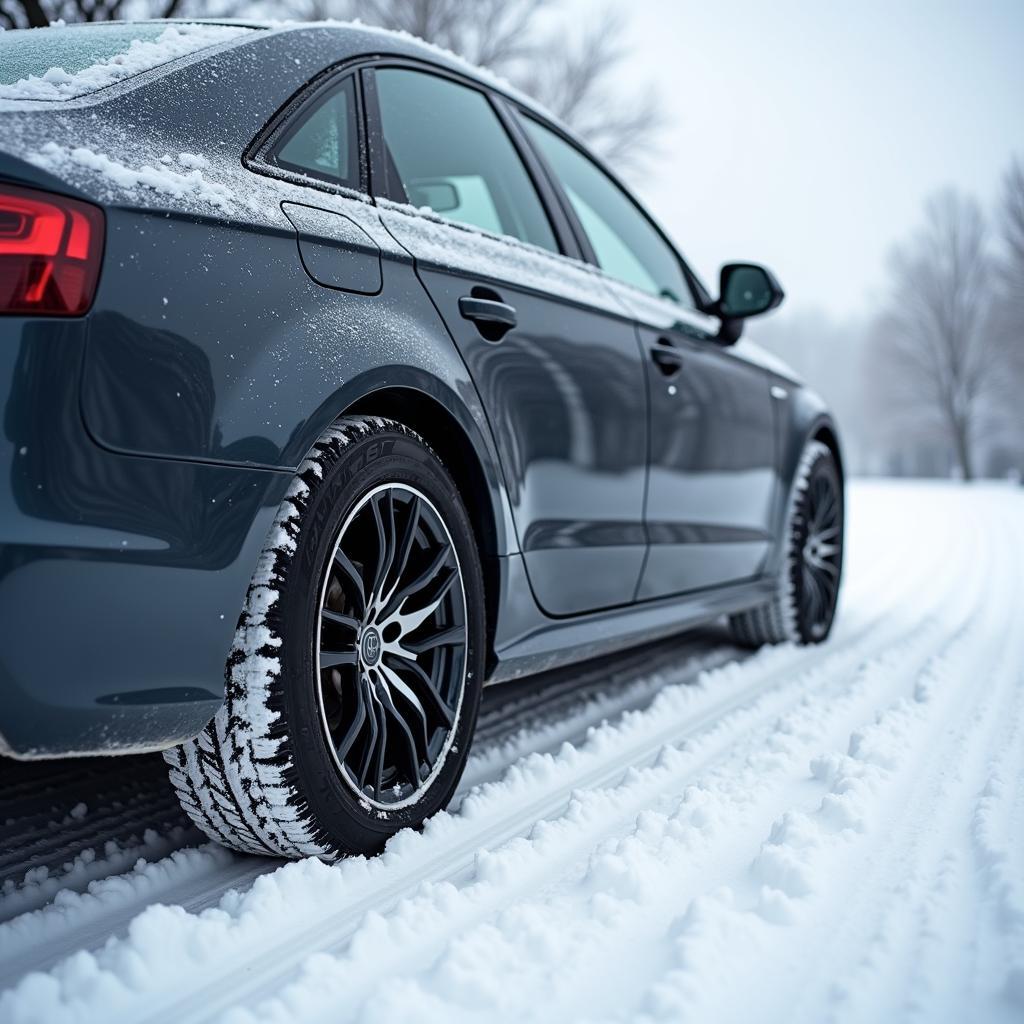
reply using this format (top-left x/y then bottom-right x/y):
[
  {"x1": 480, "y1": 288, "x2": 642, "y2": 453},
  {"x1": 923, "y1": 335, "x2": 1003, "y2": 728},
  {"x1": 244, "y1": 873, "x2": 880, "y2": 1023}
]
[
  {"x1": 375, "y1": 68, "x2": 558, "y2": 253},
  {"x1": 273, "y1": 76, "x2": 358, "y2": 189},
  {"x1": 523, "y1": 116, "x2": 691, "y2": 304}
]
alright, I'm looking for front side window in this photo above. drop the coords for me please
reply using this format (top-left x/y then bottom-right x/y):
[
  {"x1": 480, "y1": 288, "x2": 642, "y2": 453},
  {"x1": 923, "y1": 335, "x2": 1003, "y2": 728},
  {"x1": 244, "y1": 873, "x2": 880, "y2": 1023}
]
[
  {"x1": 374, "y1": 68, "x2": 558, "y2": 253},
  {"x1": 272, "y1": 76, "x2": 359, "y2": 189},
  {"x1": 522, "y1": 116, "x2": 691, "y2": 304}
]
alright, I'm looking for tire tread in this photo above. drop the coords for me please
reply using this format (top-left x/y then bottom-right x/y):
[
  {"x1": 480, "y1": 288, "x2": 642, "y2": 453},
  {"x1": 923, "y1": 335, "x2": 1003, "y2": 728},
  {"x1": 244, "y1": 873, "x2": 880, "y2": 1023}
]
[{"x1": 164, "y1": 416, "x2": 425, "y2": 860}]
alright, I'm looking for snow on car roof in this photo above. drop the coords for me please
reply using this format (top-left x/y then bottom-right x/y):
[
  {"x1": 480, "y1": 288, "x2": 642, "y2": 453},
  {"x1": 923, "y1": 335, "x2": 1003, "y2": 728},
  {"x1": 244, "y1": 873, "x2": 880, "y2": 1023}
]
[{"x1": 0, "y1": 22, "x2": 254, "y2": 102}]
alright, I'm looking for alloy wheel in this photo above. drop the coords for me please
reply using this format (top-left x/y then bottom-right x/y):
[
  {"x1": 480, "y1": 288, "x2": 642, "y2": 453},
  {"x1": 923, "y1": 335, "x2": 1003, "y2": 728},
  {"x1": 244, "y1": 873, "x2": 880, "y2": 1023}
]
[
  {"x1": 315, "y1": 483, "x2": 467, "y2": 809},
  {"x1": 800, "y1": 470, "x2": 842, "y2": 639}
]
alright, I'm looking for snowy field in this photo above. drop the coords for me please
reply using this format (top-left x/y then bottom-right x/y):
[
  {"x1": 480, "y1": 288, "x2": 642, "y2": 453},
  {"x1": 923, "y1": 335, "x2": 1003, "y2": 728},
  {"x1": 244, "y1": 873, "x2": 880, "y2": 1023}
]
[{"x1": 1, "y1": 480, "x2": 1022, "y2": 1024}]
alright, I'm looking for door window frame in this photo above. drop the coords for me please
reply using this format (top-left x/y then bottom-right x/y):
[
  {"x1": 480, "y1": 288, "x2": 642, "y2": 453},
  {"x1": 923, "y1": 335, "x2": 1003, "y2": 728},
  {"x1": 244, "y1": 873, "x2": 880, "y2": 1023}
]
[
  {"x1": 359, "y1": 58, "x2": 585, "y2": 260},
  {"x1": 506, "y1": 103, "x2": 714, "y2": 312}
]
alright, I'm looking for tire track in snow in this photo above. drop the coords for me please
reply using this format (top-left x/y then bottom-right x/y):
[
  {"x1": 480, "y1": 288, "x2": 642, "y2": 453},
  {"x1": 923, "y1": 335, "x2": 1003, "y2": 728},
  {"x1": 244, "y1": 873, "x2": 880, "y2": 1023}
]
[
  {"x1": 0, "y1": 622, "x2": 886, "y2": 1024},
  {"x1": 0, "y1": 635, "x2": 733, "y2": 982},
  {"x1": 0, "y1": 479, "x2": 897, "y2": 926},
  {"x1": 246, "y1": 611, "x2": 976, "y2": 1024},
  {"x1": 0, "y1": 483, "x2": 1008, "y2": 1024},
  {"x1": 970, "y1": 663, "x2": 1024, "y2": 1012},
  {"x1": 58, "y1": 486, "x2": 972, "y2": 1024},
  {"x1": 614, "y1": 487, "x2": 1017, "y2": 1024},
  {"x1": 801, "y1": 500, "x2": 1024, "y2": 1024},
  {"x1": 233, "y1": 490, "x2": 991, "y2": 1024}
]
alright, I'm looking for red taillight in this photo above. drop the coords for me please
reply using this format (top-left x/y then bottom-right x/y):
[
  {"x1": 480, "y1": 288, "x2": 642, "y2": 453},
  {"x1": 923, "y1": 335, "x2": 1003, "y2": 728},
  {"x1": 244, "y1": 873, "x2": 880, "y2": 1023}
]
[{"x1": 0, "y1": 183, "x2": 104, "y2": 316}]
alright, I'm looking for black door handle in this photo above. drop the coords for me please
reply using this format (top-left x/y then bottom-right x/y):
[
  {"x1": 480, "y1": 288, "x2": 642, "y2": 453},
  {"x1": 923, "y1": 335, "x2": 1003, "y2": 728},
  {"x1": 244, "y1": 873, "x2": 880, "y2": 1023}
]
[
  {"x1": 459, "y1": 296, "x2": 517, "y2": 340},
  {"x1": 651, "y1": 348, "x2": 683, "y2": 378}
]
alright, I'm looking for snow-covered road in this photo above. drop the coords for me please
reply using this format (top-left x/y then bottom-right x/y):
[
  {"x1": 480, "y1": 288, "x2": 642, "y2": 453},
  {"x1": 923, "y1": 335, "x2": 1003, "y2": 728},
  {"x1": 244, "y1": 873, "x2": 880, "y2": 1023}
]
[{"x1": 1, "y1": 481, "x2": 1022, "y2": 1024}]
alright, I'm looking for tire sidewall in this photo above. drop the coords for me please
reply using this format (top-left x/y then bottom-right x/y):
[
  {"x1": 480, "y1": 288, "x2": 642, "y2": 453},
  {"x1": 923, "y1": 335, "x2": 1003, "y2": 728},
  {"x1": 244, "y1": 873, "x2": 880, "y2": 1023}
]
[{"x1": 274, "y1": 427, "x2": 484, "y2": 853}]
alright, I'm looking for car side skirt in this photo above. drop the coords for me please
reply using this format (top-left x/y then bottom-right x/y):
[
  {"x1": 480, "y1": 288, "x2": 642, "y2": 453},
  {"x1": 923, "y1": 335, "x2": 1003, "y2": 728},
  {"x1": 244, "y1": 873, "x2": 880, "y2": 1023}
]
[{"x1": 486, "y1": 553, "x2": 775, "y2": 684}]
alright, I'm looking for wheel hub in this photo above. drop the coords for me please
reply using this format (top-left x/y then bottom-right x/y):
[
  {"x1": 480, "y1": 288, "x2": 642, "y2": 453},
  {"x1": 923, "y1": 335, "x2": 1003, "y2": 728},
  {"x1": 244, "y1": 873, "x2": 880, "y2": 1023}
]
[{"x1": 359, "y1": 626, "x2": 382, "y2": 667}]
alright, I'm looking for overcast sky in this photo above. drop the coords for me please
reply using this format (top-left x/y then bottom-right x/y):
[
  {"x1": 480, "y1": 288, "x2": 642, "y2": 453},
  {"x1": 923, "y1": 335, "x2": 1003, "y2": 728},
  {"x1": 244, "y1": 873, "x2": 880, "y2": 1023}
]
[{"x1": 607, "y1": 0, "x2": 1024, "y2": 319}]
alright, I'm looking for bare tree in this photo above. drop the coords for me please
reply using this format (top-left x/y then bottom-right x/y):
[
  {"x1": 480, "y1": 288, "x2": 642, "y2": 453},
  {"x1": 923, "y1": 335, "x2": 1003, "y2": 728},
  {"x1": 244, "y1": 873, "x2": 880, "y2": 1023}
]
[
  {"x1": 987, "y1": 158, "x2": 1024, "y2": 471},
  {"x1": 868, "y1": 190, "x2": 1007, "y2": 480},
  {"x1": 512, "y1": 8, "x2": 663, "y2": 173},
  {"x1": 992, "y1": 160, "x2": 1024, "y2": 370},
  {"x1": 339, "y1": 0, "x2": 545, "y2": 71},
  {"x1": 0, "y1": 0, "x2": 182, "y2": 27}
]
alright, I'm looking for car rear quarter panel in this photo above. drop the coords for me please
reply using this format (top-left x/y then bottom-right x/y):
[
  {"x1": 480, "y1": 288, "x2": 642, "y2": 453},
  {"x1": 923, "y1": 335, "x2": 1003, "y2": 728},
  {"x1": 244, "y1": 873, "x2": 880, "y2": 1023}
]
[
  {"x1": 0, "y1": 28, "x2": 519, "y2": 755},
  {"x1": 0, "y1": 311, "x2": 293, "y2": 756}
]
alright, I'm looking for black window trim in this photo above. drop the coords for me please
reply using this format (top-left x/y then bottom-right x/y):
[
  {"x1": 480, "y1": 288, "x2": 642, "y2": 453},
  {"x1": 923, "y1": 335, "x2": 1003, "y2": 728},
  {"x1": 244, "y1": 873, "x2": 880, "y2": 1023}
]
[
  {"x1": 243, "y1": 48, "x2": 698, "y2": 291},
  {"x1": 243, "y1": 56, "x2": 372, "y2": 201},
  {"x1": 359, "y1": 57, "x2": 585, "y2": 261},
  {"x1": 506, "y1": 102, "x2": 714, "y2": 312}
]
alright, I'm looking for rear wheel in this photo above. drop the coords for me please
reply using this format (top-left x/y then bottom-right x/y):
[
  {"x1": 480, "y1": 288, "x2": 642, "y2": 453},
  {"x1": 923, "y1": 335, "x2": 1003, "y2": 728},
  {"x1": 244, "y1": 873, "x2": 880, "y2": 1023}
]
[
  {"x1": 729, "y1": 440, "x2": 843, "y2": 647},
  {"x1": 164, "y1": 417, "x2": 485, "y2": 859}
]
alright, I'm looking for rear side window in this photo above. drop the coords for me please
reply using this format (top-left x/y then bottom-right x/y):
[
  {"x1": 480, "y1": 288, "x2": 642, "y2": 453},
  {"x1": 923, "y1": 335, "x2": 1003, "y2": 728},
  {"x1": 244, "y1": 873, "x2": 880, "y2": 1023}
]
[
  {"x1": 374, "y1": 68, "x2": 558, "y2": 253},
  {"x1": 522, "y1": 117, "x2": 692, "y2": 304},
  {"x1": 271, "y1": 76, "x2": 359, "y2": 190}
]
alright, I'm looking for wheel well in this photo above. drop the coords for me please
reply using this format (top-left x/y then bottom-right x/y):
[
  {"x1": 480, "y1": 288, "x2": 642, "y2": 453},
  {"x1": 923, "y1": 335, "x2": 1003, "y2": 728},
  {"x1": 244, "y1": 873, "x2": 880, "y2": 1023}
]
[
  {"x1": 812, "y1": 423, "x2": 844, "y2": 485},
  {"x1": 344, "y1": 387, "x2": 501, "y2": 672}
]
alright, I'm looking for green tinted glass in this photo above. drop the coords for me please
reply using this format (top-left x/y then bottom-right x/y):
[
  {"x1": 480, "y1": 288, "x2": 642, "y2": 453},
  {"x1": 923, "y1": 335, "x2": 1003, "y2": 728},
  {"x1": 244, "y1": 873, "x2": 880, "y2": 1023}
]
[
  {"x1": 375, "y1": 68, "x2": 557, "y2": 253},
  {"x1": 523, "y1": 117, "x2": 691, "y2": 304},
  {"x1": 274, "y1": 77, "x2": 358, "y2": 189}
]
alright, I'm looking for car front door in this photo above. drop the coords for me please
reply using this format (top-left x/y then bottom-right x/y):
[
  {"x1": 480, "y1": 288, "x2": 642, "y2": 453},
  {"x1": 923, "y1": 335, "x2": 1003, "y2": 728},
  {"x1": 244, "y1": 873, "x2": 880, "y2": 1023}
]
[
  {"x1": 365, "y1": 64, "x2": 648, "y2": 617},
  {"x1": 519, "y1": 115, "x2": 777, "y2": 601}
]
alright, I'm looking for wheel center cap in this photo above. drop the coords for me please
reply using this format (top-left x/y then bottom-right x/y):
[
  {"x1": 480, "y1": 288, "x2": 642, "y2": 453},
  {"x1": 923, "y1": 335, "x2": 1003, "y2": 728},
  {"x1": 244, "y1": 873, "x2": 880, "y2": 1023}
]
[{"x1": 360, "y1": 627, "x2": 382, "y2": 667}]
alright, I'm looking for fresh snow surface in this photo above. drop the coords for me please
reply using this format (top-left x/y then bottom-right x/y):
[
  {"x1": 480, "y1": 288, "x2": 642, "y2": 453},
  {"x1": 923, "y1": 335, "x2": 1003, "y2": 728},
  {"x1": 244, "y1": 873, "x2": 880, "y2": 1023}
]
[
  {"x1": 1, "y1": 481, "x2": 1022, "y2": 1024},
  {"x1": 0, "y1": 25, "x2": 250, "y2": 102}
]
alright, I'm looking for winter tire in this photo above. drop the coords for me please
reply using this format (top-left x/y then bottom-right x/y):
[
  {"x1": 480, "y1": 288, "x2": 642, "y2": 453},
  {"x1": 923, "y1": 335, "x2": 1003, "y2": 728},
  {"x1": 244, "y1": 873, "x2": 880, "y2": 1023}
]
[
  {"x1": 729, "y1": 440, "x2": 843, "y2": 648},
  {"x1": 164, "y1": 416, "x2": 485, "y2": 859}
]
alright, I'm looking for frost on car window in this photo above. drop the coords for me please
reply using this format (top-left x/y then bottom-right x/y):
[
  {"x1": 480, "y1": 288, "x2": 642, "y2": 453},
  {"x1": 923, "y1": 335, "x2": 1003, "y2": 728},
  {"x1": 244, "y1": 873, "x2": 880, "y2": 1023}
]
[{"x1": 0, "y1": 23, "x2": 253, "y2": 101}]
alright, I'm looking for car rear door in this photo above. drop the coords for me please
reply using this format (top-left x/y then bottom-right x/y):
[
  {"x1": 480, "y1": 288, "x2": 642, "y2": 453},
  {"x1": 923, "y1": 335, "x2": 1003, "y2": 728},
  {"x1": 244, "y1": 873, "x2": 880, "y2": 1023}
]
[
  {"x1": 363, "y1": 64, "x2": 648, "y2": 617},
  {"x1": 518, "y1": 114, "x2": 777, "y2": 600}
]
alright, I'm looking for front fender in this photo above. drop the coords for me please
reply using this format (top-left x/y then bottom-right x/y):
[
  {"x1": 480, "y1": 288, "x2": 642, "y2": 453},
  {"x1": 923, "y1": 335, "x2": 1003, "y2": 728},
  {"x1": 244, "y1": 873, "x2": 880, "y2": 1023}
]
[{"x1": 765, "y1": 379, "x2": 844, "y2": 577}]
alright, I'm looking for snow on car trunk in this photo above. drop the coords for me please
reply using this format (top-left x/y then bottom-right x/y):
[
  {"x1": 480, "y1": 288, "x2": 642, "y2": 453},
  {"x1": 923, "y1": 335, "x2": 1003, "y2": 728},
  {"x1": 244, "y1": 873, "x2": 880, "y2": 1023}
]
[{"x1": 0, "y1": 23, "x2": 252, "y2": 103}]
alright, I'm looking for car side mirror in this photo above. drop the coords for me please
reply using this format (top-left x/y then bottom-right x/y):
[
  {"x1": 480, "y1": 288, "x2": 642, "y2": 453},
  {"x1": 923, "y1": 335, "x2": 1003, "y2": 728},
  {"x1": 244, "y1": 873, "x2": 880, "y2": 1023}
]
[
  {"x1": 709, "y1": 262, "x2": 784, "y2": 345},
  {"x1": 719, "y1": 263, "x2": 784, "y2": 317}
]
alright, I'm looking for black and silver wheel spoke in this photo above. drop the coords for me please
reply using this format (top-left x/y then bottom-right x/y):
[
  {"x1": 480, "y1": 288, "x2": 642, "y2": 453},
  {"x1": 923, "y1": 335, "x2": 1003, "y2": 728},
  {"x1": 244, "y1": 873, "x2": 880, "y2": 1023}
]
[
  {"x1": 319, "y1": 648, "x2": 358, "y2": 671},
  {"x1": 334, "y1": 679, "x2": 368, "y2": 761},
  {"x1": 378, "y1": 660, "x2": 432, "y2": 752},
  {"x1": 403, "y1": 624, "x2": 464, "y2": 657},
  {"x1": 370, "y1": 490, "x2": 397, "y2": 599},
  {"x1": 376, "y1": 680, "x2": 423, "y2": 784},
  {"x1": 356, "y1": 675, "x2": 382, "y2": 791},
  {"x1": 383, "y1": 541, "x2": 453, "y2": 621},
  {"x1": 386, "y1": 653, "x2": 456, "y2": 727},
  {"x1": 316, "y1": 484, "x2": 467, "y2": 808},
  {"x1": 333, "y1": 548, "x2": 367, "y2": 614},
  {"x1": 378, "y1": 495, "x2": 421, "y2": 611}
]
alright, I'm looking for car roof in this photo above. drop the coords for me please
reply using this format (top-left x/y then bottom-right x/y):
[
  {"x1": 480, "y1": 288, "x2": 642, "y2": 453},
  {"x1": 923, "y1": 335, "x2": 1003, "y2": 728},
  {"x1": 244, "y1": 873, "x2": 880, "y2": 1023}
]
[{"x1": 203, "y1": 18, "x2": 563, "y2": 133}]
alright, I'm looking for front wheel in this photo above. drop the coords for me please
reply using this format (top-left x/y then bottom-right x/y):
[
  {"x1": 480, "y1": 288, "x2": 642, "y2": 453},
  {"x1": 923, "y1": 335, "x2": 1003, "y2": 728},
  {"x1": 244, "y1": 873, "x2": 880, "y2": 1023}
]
[
  {"x1": 730, "y1": 440, "x2": 844, "y2": 648},
  {"x1": 165, "y1": 417, "x2": 485, "y2": 859}
]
